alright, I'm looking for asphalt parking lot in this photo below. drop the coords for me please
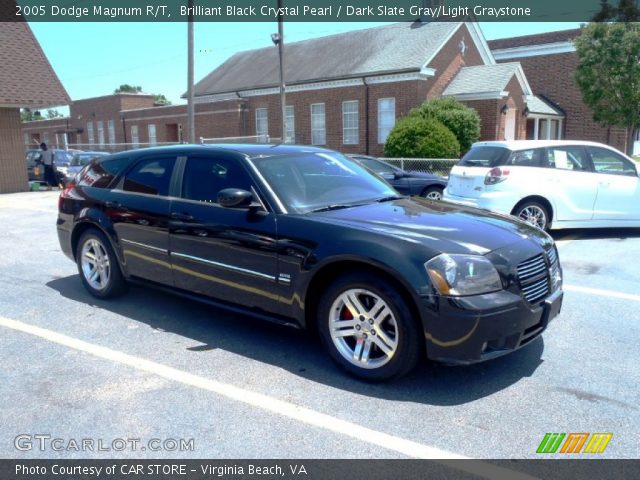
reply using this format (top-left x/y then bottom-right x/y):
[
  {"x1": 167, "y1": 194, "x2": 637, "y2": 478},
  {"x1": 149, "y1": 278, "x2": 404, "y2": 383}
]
[{"x1": 0, "y1": 191, "x2": 639, "y2": 462}]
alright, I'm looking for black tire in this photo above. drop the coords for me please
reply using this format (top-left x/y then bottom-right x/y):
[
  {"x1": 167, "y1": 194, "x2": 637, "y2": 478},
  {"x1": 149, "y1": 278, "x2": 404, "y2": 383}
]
[
  {"x1": 76, "y1": 228, "x2": 127, "y2": 298},
  {"x1": 317, "y1": 273, "x2": 422, "y2": 381},
  {"x1": 421, "y1": 185, "x2": 444, "y2": 201},
  {"x1": 513, "y1": 201, "x2": 551, "y2": 231}
]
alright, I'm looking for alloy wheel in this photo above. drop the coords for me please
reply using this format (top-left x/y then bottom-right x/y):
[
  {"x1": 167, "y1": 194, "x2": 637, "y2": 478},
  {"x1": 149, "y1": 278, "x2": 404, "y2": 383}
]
[
  {"x1": 518, "y1": 205, "x2": 547, "y2": 230},
  {"x1": 328, "y1": 288, "x2": 399, "y2": 369},
  {"x1": 80, "y1": 238, "x2": 111, "y2": 291}
]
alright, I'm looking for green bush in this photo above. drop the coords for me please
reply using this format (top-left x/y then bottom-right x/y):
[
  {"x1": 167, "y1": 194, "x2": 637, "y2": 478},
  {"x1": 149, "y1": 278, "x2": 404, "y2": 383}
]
[
  {"x1": 384, "y1": 116, "x2": 460, "y2": 158},
  {"x1": 410, "y1": 97, "x2": 480, "y2": 153}
]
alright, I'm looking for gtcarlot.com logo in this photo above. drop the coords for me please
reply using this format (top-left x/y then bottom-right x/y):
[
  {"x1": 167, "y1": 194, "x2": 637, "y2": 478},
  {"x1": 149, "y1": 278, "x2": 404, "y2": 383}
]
[
  {"x1": 537, "y1": 432, "x2": 612, "y2": 454},
  {"x1": 14, "y1": 435, "x2": 195, "y2": 452}
]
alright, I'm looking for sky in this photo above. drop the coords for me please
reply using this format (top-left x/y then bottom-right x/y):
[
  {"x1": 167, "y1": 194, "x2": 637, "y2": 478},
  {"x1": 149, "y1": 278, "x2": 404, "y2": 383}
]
[{"x1": 28, "y1": 21, "x2": 582, "y2": 114}]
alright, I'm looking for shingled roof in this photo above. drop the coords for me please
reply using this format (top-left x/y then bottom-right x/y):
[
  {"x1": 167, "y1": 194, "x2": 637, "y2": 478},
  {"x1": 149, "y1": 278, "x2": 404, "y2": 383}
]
[
  {"x1": 488, "y1": 29, "x2": 581, "y2": 50},
  {"x1": 0, "y1": 23, "x2": 70, "y2": 108},
  {"x1": 193, "y1": 22, "x2": 465, "y2": 97},
  {"x1": 443, "y1": 63, "x2": 531, "y2": 97}
]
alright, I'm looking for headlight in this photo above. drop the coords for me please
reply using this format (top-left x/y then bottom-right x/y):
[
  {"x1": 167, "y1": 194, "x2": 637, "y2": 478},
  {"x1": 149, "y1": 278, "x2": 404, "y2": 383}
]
[{"x1": 425, "y1": 254, "x2": 502, "y2": 296}]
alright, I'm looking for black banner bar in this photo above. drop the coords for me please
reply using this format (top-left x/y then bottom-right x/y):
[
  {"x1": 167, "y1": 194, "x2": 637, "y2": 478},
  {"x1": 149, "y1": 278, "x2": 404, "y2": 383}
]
[
  {"x1": 2, "y1": 0, "x2": 609, "y2": 22},
  {"x1": 1, "y1": 459, "x2": 639, "y2": 480}
]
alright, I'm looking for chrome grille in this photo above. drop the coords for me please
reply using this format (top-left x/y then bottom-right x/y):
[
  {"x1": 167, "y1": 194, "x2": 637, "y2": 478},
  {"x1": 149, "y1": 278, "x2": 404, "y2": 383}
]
[
  {"x1": 517, "y1": 254, "x2": 549, "y2": 304},
  {"x1": 547, "y1": 246, "x2": 561, "y2": 291}
]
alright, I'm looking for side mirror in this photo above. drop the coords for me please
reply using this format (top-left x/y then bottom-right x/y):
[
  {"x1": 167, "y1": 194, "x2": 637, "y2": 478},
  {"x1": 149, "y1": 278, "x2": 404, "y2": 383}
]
[
  {"x1": 393, "y1": 171, "x2": 405, "y2": 179},
  {"x1": 217, "y1": 188, "x2": 255, "y2": 208}
]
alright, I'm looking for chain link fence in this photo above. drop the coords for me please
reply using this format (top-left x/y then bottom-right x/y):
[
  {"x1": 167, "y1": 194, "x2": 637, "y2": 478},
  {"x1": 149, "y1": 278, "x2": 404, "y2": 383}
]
[{"x1": 382, "y1": 158, "x2": 458, "y2": 177}]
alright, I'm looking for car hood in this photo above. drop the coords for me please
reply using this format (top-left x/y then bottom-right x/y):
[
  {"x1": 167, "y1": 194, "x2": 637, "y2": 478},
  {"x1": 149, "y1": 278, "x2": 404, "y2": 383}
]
[{"x1": 310, "y1": 197, "x2": 552, "y2": 255}]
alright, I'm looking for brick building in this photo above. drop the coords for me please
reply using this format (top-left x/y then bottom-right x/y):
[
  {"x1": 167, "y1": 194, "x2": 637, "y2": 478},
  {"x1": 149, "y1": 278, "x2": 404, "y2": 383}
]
[
  {"x1": 489, "y1": 29, "x2": 627, "y2": 152},
  {"x1": 1, "y1": 21, "x2": 70, "y2": 192},
  {"x1": 20, "y1": 22, "x2": 629, "y2": 160}
]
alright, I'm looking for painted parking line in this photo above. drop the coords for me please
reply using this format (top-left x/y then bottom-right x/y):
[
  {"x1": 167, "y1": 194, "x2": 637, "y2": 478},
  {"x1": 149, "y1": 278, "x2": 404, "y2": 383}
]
[
  {"x1": 564, "y1": 284, "x2": 640, "y2": 303},
  {"x1": 0, "y1": 315, "x2": 539, "y2": 480}
]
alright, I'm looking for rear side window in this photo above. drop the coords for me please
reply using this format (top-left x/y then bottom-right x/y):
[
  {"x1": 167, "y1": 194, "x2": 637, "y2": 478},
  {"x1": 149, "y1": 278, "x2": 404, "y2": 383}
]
[
  {"x1": 459, "y1": 147, "x2": 510, "y2": 167},
  {"x1": 123, "y1": 157, "x2": 175, "y2": 196},
  {"x1": 78, "y1": 156, "x2": 132, "y2": 189},
  {"x1": 506, "y1": 149, "x2": 544, "y2": 167},
  {"x1": 587, "y1": 146, "x2": 637, "y2": 176},
  {"x1": 546, "y1": 146, "x2": 590, "y2": 171}
]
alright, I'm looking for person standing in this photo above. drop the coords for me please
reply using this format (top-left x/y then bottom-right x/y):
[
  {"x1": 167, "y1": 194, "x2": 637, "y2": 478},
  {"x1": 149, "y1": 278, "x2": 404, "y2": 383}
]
[{"x1": 40, "y1": 142, "x2": 56, "y2": 190}]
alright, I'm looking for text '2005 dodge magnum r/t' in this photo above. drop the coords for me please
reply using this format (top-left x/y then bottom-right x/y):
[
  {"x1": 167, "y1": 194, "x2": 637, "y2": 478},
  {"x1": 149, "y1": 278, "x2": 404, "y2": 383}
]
[{"x1": 57, "y1": 145, "x2": 563, "y2": 381}]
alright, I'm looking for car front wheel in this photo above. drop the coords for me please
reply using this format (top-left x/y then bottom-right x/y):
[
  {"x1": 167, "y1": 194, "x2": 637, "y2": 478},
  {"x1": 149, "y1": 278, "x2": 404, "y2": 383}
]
[
  {"x1": 513, "y1": 201, "x2": 550, "y2": 231},
  {"x1": 421, "y1": 186, "x2": 443, "y2": 201},
  {"x1": 76, "y1": 229, "x2": 127, "y2": 298},
  {"x1": 317, "y1": 273, "x2": 422, "y2": 381}
]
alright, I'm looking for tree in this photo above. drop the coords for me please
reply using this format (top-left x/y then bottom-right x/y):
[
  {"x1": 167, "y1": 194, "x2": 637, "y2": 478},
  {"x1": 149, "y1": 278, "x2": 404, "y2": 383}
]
[
  {"x1": 574, "y1": 22, "x2": 640, "y2": 154},
  {"x1": 114, "y1": 84, "x2": 142, "y2": 94},
  {"x1": 593, "y1": 0, "x2": 640, "y2": 21},
  {"x1": 384, "y1": 116, "x2": 460, "y2": 158},
  {"x1": 21, "y1": 108, "x2": 43, "y2": 122},
  {"x1": 408, "y1": 97, "x2": 480, "y2": 153},
  {"x1": 153, "y1": 94, "x2": 171, "y2": 106},
  {"x1": 114, "y1": 84, "x2": 172, "y2": 106},
  {"x1": 45, "y1": 109, "x2": 63, "y2": 119}
]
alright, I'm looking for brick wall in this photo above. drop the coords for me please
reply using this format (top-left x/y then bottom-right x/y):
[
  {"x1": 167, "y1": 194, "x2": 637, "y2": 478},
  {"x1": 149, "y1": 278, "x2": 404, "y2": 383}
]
[
  {"x1": 496, "y1": 52, "x2": 627, "y2": 151},
  {"x1": 0, "y1": 108, "x2": 28, "y2": 193}
]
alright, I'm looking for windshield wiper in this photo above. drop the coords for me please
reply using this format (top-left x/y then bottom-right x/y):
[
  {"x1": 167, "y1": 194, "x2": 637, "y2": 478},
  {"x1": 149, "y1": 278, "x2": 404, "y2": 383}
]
[
  {"x1": 375, "y1": 195, "x2": 405, "y2": 202},
  {"x1": 309, "y1": 204, "x2": 357, "y2": 213}
]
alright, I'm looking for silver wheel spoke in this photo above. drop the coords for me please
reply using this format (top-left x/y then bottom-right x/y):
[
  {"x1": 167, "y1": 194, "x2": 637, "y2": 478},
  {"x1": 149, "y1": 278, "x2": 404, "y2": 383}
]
[
  {"x1": 333, "y1": 328, "x2": 358, "y2": 338},
  {"x1": 353, "y1": 337, "x2": 365, "y2": 361},
  {"x1": 372, "y1": 333, "x2": 395, "y2": 356},
  {"x1": 342, "y1": 292, "x2": 366, "y2": 317}
]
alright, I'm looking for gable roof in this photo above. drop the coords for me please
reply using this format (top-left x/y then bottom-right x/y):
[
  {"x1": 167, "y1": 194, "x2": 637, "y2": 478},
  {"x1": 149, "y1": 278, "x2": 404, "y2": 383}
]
[
  {"x1": 442, "y1": 62, "x2": 532, "y2": 98},
  {"x1": 193, "y1": 22, "x2": 466, "y2": 97},
  {"x1": 527, "y1": 95, "x2": 564, "y2": 117},
  {"x1": 0, "y1": 23, "x2": 70, "y2": 108},
  {"x1": 488, "y1": 29, "x2": 581, "y2": 50}
]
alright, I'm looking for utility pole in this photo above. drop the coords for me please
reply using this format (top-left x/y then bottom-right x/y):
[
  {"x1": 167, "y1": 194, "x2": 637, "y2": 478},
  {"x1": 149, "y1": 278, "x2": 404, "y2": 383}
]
[
  {"x1": 187, "y1": 0, "x2": 195, "y2": 144},
  {"x1": 271, "y1": 0, "x2": 286, "y2": 143}
]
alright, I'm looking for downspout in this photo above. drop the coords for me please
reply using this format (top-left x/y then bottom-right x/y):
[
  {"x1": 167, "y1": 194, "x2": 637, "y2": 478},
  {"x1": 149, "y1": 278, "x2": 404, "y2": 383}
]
[{"x1": 364, "y1": 78, "x2": 370, "y2": 155}]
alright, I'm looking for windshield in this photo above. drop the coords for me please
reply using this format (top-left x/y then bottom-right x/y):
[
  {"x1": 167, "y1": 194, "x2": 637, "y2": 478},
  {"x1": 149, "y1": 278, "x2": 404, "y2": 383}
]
[
  {"x1": 459, "y1": 146, "x2": 510, "y2": 167},
  {"x1": 250, "y1": 152, "x2": 399, "y2": 214}
]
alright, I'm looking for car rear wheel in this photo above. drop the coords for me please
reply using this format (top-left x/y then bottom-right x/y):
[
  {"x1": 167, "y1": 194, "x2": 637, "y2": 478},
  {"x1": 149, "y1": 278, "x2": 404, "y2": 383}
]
[
  {"x1": 421, "y1": 186, "x2": 443, "y2": 201},
  {"x1": 317, "y1": 273, "x2": 422, "y2": 381},
  {"x1": 513, "y1": 201, "x2": 550, "y2": 231},
  {"x1": 76, "y1": 229, "x2": 127, "y2": 298}
]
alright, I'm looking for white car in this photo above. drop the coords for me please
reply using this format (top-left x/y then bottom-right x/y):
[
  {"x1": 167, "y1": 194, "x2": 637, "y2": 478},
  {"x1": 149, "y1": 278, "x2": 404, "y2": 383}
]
[{"x1": 443, "y1": 140, "x2": 640, "y2": 231}]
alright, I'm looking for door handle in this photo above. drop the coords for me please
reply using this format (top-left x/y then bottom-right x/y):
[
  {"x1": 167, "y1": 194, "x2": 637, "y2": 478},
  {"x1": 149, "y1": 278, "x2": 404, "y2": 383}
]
[{"x1": 170, "y1": 212, "x2": 195, "y2": 221}]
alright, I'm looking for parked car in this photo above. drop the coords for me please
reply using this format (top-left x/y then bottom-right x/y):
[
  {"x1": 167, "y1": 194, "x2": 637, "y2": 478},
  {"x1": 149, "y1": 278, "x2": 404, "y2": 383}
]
[
  {"x1": 63, "y1": 151, "x2": 110, "y2": 183},
  {"x1": 444, "y1": 140, "x2": 640, "y2": 231},
  {"x1": 58, "y1": 145, "x2": 562, "y2": 380},
  {"x1": 25, "y1": 148, "x2": 74, "y2": 184},
  {"x1": 348, "y1": 154, "x2": 447, "y2": 200}
]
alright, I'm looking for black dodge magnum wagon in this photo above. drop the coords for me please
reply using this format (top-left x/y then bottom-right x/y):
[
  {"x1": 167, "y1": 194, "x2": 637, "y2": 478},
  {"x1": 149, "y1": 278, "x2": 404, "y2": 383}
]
[{"x1": 57, "y1": 144, "x2": 563, "y2": 380}]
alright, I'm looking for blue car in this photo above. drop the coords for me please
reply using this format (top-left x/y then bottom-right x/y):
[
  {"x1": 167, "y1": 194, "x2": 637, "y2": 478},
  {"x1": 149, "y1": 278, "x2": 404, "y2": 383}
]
[{"x1": 348, "y1": 155, "x2": 447, "y2": 200}]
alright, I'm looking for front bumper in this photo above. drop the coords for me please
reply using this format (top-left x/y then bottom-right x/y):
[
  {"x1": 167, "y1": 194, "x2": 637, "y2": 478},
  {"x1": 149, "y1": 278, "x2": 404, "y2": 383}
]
[{"x1": 420, "y1": 287, "x2": 563, "y2": 365}]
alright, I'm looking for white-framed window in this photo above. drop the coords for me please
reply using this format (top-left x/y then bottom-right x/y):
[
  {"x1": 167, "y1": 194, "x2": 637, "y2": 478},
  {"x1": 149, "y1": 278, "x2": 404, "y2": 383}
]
[
  {"x1": 96, "y1": 121, "x2": 105, "y2": 146},
  {"x1": 148, "y1": 124, "x2": 157, "y2": 146},
  {"x1": 43, "y1": 132, "x2": 49, "y2": 144},
  {"x1": 131, "y1": 125, "x2": 139, "y2": 147},
  {"x1": 378, "y1": 98, "x2": 396, "y2": 144},
  {"x1": 87, "y1": 122, "x2": 94, "y2": 145},
  {"x1": 107, "y1": 119, "x2": 116, "y2": 145},
  {"x1": 311, "y1": 103, "x2": 326, "y2": 145},
  {"x1": 342, "y1": 100, "x2": 359, "y2": 145},
  {"x1": 256, "y1": 108, "x2": 268, "y2": 142},
  {"x1": 285, "y1": 105, "x2": 295, "y2": 144}
]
